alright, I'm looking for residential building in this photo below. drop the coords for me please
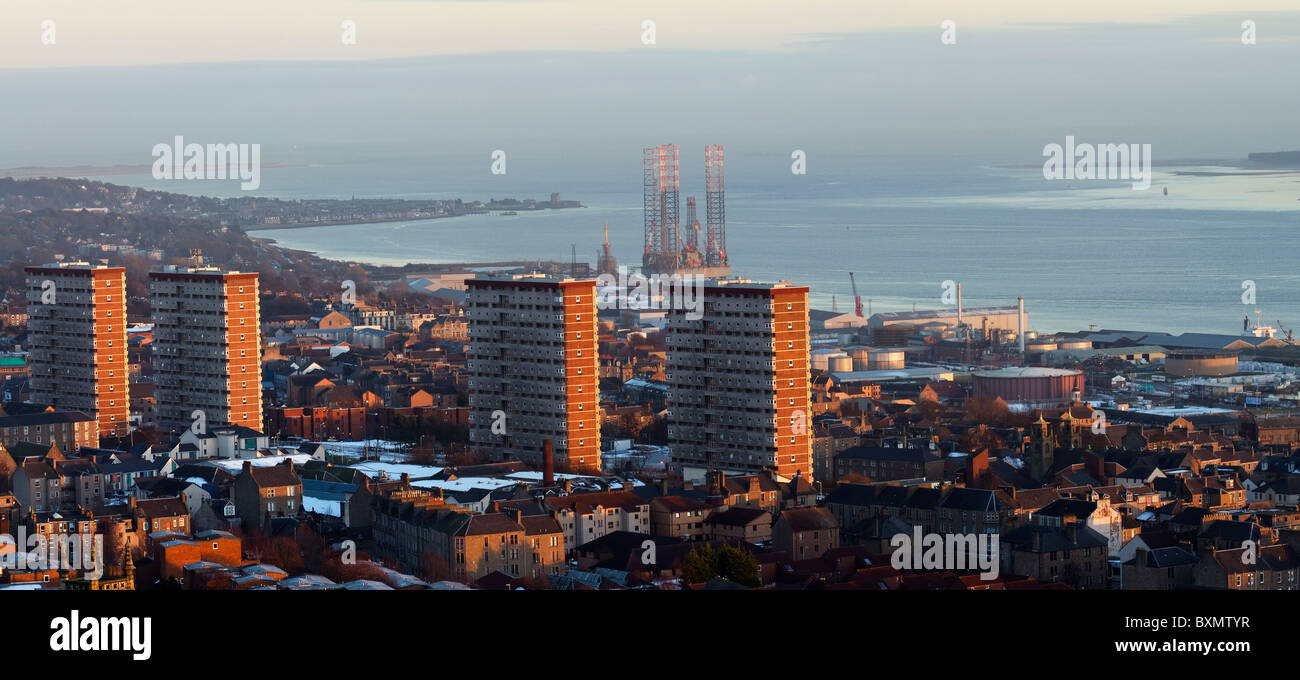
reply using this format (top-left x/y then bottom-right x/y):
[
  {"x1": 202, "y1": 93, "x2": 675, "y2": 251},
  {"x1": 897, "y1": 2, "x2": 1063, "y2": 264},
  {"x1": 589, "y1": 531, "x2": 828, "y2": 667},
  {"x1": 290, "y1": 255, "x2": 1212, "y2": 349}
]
[
  {"x1": 666, "y1": 280, "x2": 812, "y2": 481},
  {"x1": 150, "y1": 266, "x2": 262, "y2": 435},
  {"x1": 466, "y1": 275, "x2": 600, "y2": 472},
  {"x1": 24, "y1": 262, "x2": 129, "y2": 437},
  {"x1": 773, "y1": 506, "x2": 839, "y2": 559},
  {"x1": 230, "y1": 460, "x2": 302, "y2": 532},
  {"x1": 0, "y1": 411, "x2": 97, "y2": 454}
]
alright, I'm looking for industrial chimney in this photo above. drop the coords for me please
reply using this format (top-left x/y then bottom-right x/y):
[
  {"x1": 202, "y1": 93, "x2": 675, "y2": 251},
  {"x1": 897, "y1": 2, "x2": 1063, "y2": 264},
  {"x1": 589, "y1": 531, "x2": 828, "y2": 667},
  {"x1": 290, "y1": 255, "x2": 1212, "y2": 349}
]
[
  {"x1": 1018, "y1": 296, "x2": 1025, "y2": 357},
  {"x1": 542, "y1": 439, "x2": 555, "y2": 487},
  {"x1": 956, "y1": 282, "x2": 963, "y2": 330}
]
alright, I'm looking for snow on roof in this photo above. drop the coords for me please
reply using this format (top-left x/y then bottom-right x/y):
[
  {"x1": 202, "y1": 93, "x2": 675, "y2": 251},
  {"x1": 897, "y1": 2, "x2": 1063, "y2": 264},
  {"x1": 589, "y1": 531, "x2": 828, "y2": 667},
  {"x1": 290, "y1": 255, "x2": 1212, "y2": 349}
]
[
  {"x1": 503, "y1": 471, "x2": 644, "y2": 486},
  {"x1": 346, "y1": 461, "x2": 443, "y2": 480},
  {"x1": 410, "y1": 477, "x2": 518, "y2": 492},
  {"x1": 427, "y1": 581, "x2": 474, "y2": 590},
  {"x1": 280, "y1": 574, "x2": 337, "y2": 588},
  {"x1": 208, "y1": 454, "x2": 314, "y2": 471},
  {"x1": 302, "y1": 497, "x2": 342, "y2": 517},
  {"x1": 342, "y1": 579, "x2": 394, "y2": 591},
  {"x1": 1130, "y1": 406, "x2": 1237, "y2": 417}
]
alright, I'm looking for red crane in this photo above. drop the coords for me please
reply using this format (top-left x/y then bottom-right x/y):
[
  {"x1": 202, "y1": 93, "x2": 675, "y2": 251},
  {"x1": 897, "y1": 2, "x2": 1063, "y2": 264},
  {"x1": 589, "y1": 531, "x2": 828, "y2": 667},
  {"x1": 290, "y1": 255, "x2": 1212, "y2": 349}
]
[{"x1": 849, "y1": 272, "x2": 863, "y2": 317}]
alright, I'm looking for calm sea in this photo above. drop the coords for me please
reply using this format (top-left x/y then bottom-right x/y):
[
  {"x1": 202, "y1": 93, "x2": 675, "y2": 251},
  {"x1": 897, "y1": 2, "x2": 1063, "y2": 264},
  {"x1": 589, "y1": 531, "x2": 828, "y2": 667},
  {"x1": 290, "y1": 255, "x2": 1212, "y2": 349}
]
[{"x1": 82, "y1": 150, "x2": 1300, "y2": 336}]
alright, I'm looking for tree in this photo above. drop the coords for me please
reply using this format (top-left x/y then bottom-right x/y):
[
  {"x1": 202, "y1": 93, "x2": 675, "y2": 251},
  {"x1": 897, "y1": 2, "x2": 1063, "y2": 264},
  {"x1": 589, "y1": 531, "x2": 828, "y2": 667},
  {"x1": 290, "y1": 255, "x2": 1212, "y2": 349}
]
[
  {"x1": 296, "y1": 525, "x2": 327, "y2": 574},
  {"x1": 682, "y1": 543, "x2": 760, "y2": 588},
  {"x1": 419, "y1": 551, "x2": 453, "y2": 582},
  {"x1": 964, "y1": 395, "x2": 1010, "y2": 426}
]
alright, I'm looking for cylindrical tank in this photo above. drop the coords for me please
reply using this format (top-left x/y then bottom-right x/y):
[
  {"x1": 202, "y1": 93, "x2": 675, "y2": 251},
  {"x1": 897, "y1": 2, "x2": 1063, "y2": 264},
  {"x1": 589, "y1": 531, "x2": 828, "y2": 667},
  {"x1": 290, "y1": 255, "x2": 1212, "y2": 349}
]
[
  {"x1": 829, "y1": 355, "x2": 854, "y2": 373},
  {"x1": 849, "y1": 347, "x2": 873, "y2": 371},
  {"x1": 1165, "y1": 351, "x2": 1238, "y2": 377},
  {"x1": 1058, "y1": 340, "x2": 1093, "y2": 351},
  {"x1": 867, "y1": 348, "x2": 905, "y2": 370},
  {"x1": 973, "y1": 367, "x2": 1085, "y2": 405},
  {"x1": 812, "y1": 349, "x2": 848, "y2": 371}
]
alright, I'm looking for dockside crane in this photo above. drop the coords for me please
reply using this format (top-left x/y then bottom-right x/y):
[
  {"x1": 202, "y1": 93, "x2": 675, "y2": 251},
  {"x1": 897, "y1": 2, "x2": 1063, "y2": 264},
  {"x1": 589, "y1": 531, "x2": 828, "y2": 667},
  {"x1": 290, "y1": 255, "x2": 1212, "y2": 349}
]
[
  {"x1": 1278, "y1": 320, "x2": 1295, "y2": 344},
  {"x1": 849, "y1": 272, "x2": 863, "y2": 317}
]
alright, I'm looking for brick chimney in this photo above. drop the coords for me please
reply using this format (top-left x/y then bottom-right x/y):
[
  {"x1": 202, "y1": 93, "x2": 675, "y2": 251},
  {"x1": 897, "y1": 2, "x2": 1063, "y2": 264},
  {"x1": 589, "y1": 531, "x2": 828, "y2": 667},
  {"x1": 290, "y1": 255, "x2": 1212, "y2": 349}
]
[
  {"x1": 242, "y1": 461, "x2": 253, "y2": 474},
  {"x1": 542, "y1": 439, "x2": 555, "y2": 487}
]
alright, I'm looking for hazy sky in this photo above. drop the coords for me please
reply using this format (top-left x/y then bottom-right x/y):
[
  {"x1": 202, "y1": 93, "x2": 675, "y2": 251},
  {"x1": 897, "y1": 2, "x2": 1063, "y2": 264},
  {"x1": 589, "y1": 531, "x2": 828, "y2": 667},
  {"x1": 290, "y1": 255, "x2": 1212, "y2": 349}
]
[
  {"x1": 5, "y1": 1, "x2": 1300, "y2": 67},
  {"x1": 2, "y1": 2, "x2": 1298, "y2": 167}
]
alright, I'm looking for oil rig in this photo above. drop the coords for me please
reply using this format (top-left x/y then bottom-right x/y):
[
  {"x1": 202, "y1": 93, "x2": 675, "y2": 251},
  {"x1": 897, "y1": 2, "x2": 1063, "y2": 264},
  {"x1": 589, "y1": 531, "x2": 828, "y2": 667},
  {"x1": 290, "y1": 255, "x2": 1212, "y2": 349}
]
[{"x1": 641, "y1": 144, "x2": 731, "y2": 277}]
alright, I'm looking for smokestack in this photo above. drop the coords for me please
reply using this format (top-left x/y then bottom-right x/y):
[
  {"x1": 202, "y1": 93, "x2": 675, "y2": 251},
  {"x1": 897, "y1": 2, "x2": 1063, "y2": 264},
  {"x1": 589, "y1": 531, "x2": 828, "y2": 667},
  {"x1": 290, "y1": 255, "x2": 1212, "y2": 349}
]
[
  {"x1": 957, "y1": 282, "x2": 963, "y2": 329},
  {"x1": 1018, "y1": 296, "x2": 1025, "y2": 357},
  {"x1": 542, "y1": 439, "x2": 555, "y2": 487}
]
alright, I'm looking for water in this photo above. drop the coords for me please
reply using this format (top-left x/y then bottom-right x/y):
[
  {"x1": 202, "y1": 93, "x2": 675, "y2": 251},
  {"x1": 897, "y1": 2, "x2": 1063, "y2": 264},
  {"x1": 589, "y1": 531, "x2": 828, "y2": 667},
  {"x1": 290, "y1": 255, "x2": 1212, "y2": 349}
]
[{"x1": 82, "y1": 150, "x2": 1300, "y2": 335}]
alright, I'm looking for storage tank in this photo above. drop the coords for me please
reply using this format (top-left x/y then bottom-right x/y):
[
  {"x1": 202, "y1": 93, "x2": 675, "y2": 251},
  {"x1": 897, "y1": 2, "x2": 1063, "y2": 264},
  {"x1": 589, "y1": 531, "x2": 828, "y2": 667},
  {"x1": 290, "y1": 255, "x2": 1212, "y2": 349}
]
[
  {"x1": 1165, "y1": 350, "x2": 1238, "y2": 377},
  {"x1": 1058, "y1": 340, "x2": 1093, "y2": 351},
  {"x1": 812, "y1": 349, "x2": 848, "y2": 371},
  {"x1": 849, "y1": 347, "x2": 873, "y2": 371},
  {"x1": 829, "y1": 355, "x2": 855, "y2": 373},
  {"x1": 867, "y1": 348, "x2": 906, "y2": 370},
  {"x1": 973, "y1": 367, "x2": 1085, "y2": 405}
]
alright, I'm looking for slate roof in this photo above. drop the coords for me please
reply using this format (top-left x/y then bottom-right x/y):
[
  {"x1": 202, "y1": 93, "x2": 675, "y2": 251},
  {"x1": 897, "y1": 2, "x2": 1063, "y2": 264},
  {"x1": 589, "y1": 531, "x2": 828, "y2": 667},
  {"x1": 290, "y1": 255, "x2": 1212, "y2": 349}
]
[{"x1": 1002, "y1": 524, "x2": 1109, "y2": 553}]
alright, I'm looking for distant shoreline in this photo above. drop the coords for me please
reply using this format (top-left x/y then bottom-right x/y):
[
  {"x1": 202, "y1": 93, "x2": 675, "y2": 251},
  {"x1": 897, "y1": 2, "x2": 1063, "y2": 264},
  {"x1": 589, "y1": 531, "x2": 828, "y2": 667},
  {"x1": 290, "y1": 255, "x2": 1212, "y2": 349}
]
[
  {"x1": 243, "y1": 206, "x2": 582, "y2": 232},
  {"x1": 0, "y1": 163, "x2": 295, "y2": 179}
]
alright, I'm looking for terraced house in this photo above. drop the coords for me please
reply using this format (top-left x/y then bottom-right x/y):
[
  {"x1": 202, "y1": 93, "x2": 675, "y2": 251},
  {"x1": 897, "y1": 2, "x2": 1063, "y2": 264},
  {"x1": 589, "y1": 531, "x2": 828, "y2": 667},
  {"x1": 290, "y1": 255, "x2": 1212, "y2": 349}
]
[
  {"x1": 231, "y1": 460, "x2": 302, "y2": 532},
  {"x1": 372, "y1": 490, "x2": 566, "y2": 582}
]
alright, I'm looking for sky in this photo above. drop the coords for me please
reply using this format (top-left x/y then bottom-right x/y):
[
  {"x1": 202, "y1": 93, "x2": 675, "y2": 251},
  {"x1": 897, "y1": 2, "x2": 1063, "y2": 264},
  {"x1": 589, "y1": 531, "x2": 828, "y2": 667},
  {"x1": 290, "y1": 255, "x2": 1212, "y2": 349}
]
[{"x1": 1, "y1": 1, "x2": 1298, "y2": 167}]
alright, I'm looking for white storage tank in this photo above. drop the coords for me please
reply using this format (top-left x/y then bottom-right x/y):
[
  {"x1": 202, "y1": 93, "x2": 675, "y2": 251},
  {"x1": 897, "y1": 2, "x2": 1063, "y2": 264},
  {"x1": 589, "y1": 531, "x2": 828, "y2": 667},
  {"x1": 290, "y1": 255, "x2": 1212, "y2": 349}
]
[
  {"x1": 867, "y1": 348, "x2": 905, "y2": 370},
  {"x1": 829, "y1": 355, "x2": 855, "y2": 373},
  {"x1": 812, "y1": 349, "x2": 848, "y2": 371},
  {"x1": 849, "y1": 347, "x2": 873, "y2": 370}
]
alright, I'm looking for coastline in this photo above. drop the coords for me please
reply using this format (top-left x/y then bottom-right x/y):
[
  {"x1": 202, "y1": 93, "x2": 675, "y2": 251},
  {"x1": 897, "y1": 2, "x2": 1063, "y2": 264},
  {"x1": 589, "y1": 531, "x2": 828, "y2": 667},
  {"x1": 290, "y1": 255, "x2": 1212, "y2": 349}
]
[{"x1": 242, "y1": 205, "x2": 584, "y2": 231}]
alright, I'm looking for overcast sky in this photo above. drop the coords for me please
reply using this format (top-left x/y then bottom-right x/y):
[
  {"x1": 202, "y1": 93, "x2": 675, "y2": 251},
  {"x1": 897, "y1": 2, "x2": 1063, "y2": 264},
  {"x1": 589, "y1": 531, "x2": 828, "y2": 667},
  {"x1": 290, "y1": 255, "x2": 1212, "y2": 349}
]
[{"x1": 2, "y1": 1, "x2": 1298, "y2": 167}]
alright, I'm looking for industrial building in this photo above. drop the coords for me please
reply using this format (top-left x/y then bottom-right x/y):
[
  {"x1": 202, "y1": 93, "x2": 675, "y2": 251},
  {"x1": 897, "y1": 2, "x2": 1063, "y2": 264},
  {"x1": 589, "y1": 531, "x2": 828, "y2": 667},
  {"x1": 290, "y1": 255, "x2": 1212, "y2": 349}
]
[
  {"x1": 868, "y1": 305, "x2": 1024, "y2": 334},
  {"x1": 666, "y1": 279, "x2": 812, "y2": 481},
  {"x1": 972, "y1": 367, "x2": 1084, "y2": 406},
  {"x1": 24, "y1": 262, "x2": 130, "y2": 437},
  {"x1": 466, "y1": 274, "x2": 601, "y2": 472},
  {"x1": 150, "y1": 266, "x2": 263, "y2": 435}
]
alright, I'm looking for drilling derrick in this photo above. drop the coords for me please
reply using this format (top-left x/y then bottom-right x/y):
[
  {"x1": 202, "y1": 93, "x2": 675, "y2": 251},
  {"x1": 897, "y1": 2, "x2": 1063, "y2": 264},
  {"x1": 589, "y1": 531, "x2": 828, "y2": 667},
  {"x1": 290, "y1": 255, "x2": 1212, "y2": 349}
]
[
  {"x1": 642, "y1": 144, "x2": 681, "y2": 274},
  {"x1": 682, "y1": 197, "x2": 704, "y2": 267},
  {"x1": 705, "y1": 144, "x2": 727, "y2": 267}
]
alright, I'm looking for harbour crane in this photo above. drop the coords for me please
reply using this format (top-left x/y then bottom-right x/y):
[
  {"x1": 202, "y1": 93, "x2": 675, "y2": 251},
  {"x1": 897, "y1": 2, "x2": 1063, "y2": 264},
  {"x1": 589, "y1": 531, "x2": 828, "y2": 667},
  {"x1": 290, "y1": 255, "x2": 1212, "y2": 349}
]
[
  {"x1": 1277, "y1": 320, "x2": 1295, "y2": 344},
  {"x1": 849, "y1": 272, "x2": 863, "y2": 317}
]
